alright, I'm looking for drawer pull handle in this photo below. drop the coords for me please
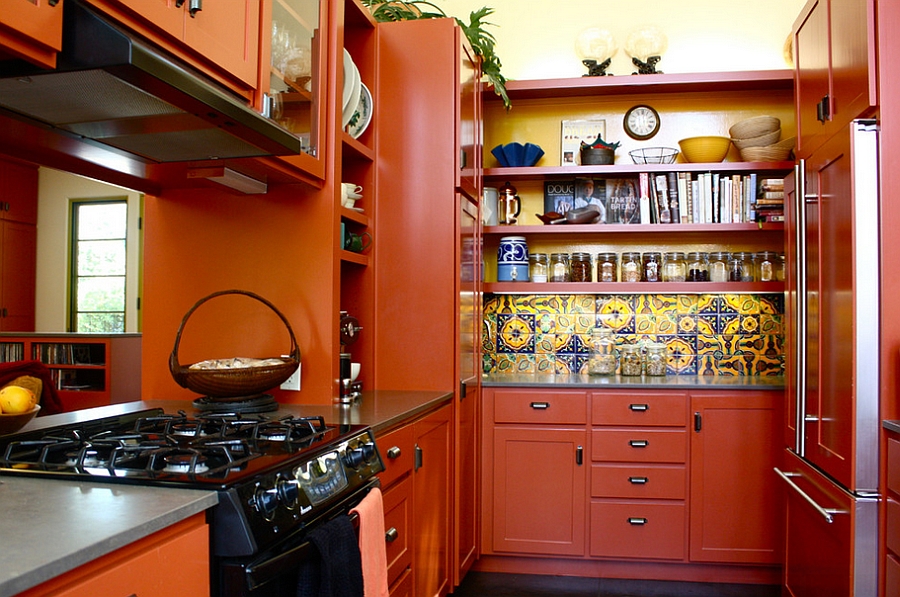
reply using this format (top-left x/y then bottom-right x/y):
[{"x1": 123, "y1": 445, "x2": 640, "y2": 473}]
[
  {"x1": 530, "y1": 402, "x2": 550, "y2": 410},
  {"x1": 774, "y1": 467, "x2": 845, "y2": 524},
  {"x1": 627, "y1": 517, "x2": 648, "y2": 526},
  {"x1": 628, "y1": 476, "x2": 648, "y2": 484},
  {"x1": 385, "y1": 527, "x2": 399, "y2": 542},
  {"x1": 629, "y1": 403, "x2": 649, "y2": 412},
  {"x1": 386, "y1": 447, "x2": 401, "y2": 459},
  {"x1": 629, "y1": 439, "x2": 649, "y2": 448}
]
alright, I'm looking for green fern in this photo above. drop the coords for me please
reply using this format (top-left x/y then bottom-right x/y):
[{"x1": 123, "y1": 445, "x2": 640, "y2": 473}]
[{"x1": 360, "y1": 0, "x2": 510, "y2": 110}]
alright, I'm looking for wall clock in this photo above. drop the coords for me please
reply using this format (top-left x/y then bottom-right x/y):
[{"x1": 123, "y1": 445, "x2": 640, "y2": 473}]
[{"x1": 624, "y1": 104, "x2": 660, "y2": 140}]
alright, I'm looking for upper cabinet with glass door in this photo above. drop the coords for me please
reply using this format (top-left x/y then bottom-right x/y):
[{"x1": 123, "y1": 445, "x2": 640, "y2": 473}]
[{"x1": 261, "y1": 0, "x2": 328, "y2": 182}]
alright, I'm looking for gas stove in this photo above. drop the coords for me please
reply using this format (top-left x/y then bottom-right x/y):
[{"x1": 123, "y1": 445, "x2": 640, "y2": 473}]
[{"x1": 0, "y1": 408, "x2": 384, "y2": 562}]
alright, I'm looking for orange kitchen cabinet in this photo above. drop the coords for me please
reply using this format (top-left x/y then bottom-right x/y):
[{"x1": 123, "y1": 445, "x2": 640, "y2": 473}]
[
  {"x1": 885, "y1": 435, "x2": 900, "y2": 596},
  {"x1": 86, "y1": 0, "x2": 261, "y2": 90},
  {"x1": 0, "y1": 0, "x2": 63, "y2": 68},
  {"x1": 793, "y1": 0, "x2": 875, "y2": 158},
  {"x1": 0, "y1": 158, "x2": 38, "y2": 226},
  {"x1": 0, "y1": 221, "x2": 36, "y2": 332},
  {"x1": 689, "y1": 391, "x2": 782, "y2": 564},
  {"x1": 16, "y1": 513, "x2": 209, "y2": 597},
  {"x1": 382, "y1": 476, "x2": 413, "y2": 593}
]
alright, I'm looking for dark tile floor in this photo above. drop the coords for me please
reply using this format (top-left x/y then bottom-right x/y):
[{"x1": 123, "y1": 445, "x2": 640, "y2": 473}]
[{"x1": 450, "y1": 572, "x2": 781, "y2": 597}]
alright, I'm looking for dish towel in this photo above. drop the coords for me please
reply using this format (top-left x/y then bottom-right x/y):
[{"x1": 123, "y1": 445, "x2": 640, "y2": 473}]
[
  {"x1": 296, "y1": 514, "x2": 364, "y2": 597},
  {"x1": 350, "y1": 487, "x2": 390, "y2": 597}
]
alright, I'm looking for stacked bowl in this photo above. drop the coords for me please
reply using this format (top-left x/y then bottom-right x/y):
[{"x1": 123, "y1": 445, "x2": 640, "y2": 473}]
[{"x1": 729, "y1": 116, "x2": 794, "y2": 162}]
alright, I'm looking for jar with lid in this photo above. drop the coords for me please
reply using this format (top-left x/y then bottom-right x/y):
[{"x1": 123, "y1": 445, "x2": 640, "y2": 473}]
[
  {"x1": 776, "y1": 253, "x2": 786, "y2": 282},
  {"x1": 529, "y1": 253, "x2": 548, "y2": 283},
  {"x1": 549, "y1": 253, "x2": 570, "y2": 282},
  {"x1": 642, "y1": 251, "x2": 662, "y2": 282},
  {"x1": 570, "y1": 252, "x2": 593, "y2": 282},
  {"x1": 621, "y1": 251, "x2": 642, "y2": 282},
  {"x1": 587, "y1": 328, "x2": 617, "y2": 375},
  {"x1": 686, "y1": 252, "x2": 709, "y2": 281},
  {"x1": 729, "y1": 251, "x2": 753, "y2": 282},
  {"x1": 662, "y1": 251, "x2": 687, "y2": 282},
  {"x1": 644, "y1": 343, "x2": 667, "y2": 376},
  {"x1": 596, "y1": 252, "x2": 618, "y2": 282},
  {"x1": 708, "y1": 251, "x2": 730, "y2": 282},
  {"x1": 754, "y1": 251, "x2": 778, "y2": 282},
  {"x1": 620, "y1": 344, "x2": 643, "y2": 376}
]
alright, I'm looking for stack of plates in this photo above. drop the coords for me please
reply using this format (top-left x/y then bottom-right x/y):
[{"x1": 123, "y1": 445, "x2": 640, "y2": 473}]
[{"x1": 341, "y1": 49, "x2": 373, "y2": 139}]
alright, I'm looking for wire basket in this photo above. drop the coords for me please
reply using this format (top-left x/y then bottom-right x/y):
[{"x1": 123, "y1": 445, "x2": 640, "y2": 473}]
[
  {"x1": 169, "y1": 290, "x2": 301, "y2": 398},
  {"x1": 629, "y1": 147, "x2": 679, "y2": 164}
]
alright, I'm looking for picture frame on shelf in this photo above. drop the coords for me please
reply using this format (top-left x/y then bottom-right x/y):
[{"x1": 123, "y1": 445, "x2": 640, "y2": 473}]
[{"x1": 561, "y1": 119, "x2": 606, "y2": 165}]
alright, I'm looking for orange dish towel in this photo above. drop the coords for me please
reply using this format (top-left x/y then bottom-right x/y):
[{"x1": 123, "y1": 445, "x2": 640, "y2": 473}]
[{"x1": 350, "y1": 487, "x2": 390, "y2": 597}]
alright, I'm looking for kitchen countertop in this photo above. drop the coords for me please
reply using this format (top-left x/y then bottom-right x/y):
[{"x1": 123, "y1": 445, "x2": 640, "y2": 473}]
[
  {"x1": 482, "y1": 373, "x2": 785, "y2": 390},
  {"x1": 0, "y1": 389, "x2": 451, "y2": 596}
]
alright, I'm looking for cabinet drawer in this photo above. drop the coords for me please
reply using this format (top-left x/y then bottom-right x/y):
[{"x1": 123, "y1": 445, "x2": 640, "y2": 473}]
[
  {"x1": 592, "y1": 392, "x2": 687, "y2": 426},
  {"x1": 590, "y1": 501, "x2": 686, "y2": 560},
  {"x1": 888, "y1": 497, "x2": 900, "y2": 557},
  {"x1": 494, "y1": 390, "x2": 587, "y2": 424},
  {"x1": 591, "y1": 464, "x2": 686, "y2": 499},
  {"x1": 889, "y1": 437, "x2": 900, "y2": 494},
  {"x1": 377, "y1": 425, "x2": 415, "y2": 489},
  {"x1": 592, "y1": 429, "x2": 687, "y2": 463},
  {"x1": 382, "y1": 476, "x2": 412, "y2": 588},
  {"x1": 887, "y1": 553, "x2": 900, "y2": 597}
]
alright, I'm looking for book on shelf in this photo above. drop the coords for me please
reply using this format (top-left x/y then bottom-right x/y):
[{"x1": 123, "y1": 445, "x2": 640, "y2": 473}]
[
  {"x1": 605, "y1": 178, "x2": 640, "y2": 224},
  {"x1": 560, "y1": 119, "x2": 606, "y2": 166},
  {"x1": 574, "y1": 177, "x2": 608, "y2": 221},
  {"x1": 543, "y1": 180, "x2": 576, "y2": 214}
]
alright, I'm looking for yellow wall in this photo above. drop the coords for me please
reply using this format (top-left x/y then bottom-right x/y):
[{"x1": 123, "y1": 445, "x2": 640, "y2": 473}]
[{"x1": 441, "y1": 0, "x2": 806, "y2": 80}]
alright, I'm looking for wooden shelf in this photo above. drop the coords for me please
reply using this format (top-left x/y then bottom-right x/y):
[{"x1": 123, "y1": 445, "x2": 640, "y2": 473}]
[
  {"x1": 484, "y1": 222, "x2": 783, "y2": 239},
  {"x1": 484, "y1": 161, "x2": 795, "y2": 182},
  {"x1": 340, "y1": 250, "x2": 369, "y2": 266},
  {"x1": 485, "y1": 281, "x2": 784, "y2": 294},
  {"x1": 485, "y1": 69, "x2": 794, "y2": 102}
]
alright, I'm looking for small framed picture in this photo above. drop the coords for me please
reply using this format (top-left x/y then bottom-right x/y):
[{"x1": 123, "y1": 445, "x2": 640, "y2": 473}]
[{"x1": 561, "y1": 119, "x2": 607, "y2": 165}]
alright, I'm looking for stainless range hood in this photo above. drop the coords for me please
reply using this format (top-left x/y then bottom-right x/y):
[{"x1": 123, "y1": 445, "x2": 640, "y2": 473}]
[{"x1": 0, "y1": 0, "x2": 302, "y2": 163}]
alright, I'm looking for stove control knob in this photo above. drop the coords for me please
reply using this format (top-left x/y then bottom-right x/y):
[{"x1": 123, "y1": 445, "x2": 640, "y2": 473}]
[
  {"x1": 361, "y1": 441, "x2": 376, "y2": 461},
  {"x1": 344, "y1": 447, "x2": 366, "y2": 469},
  {"x1": 253, "y1": 484, "x2": 279, "y2": 521},
  {"x1": 277, "y1": 477, "x2": 300, "y2": 510}
]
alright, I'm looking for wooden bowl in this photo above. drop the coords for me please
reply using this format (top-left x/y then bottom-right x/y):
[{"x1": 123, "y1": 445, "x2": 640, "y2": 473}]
[
  {"x1": 740, "y1": 145, "x2": 793, "y2": 162},
  {"x1": 678, "y1": 136, "x2": 732, "y2": 163},
  {"x1": 729, "y1": 116, "x2": 781, "y2": 139},
  {"x1": 0, "y1": 404, "x2": 40, "y2": 436}
]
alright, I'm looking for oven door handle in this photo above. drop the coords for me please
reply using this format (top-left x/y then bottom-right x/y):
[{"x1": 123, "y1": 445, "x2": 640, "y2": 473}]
[{"x1": 245, "y1": 511, "x2": 360, "y2": 591}]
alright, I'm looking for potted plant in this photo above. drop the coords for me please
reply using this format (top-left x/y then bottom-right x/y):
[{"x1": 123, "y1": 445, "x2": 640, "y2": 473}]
[{"x1": 361, "y1": 0, "x2": 510, "y2": 110}]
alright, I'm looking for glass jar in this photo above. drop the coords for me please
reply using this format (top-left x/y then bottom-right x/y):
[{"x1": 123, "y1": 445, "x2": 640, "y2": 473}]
[
  {"x1": 570, "y1": 252, "x2": 593, "y2": 282},
  {"x1": 621, "y1": 251, "x2": 642, "y2": 282},
  {"x1": 642, "y1": 251, "x2": 662, "y2": 282},
  {"x1": 644, "y1": 342, "x2": 667, "y2": 376},
  {"x1": 587, "y1": 328, "x2": 617, "y2": 375},
  {"x1": 754, "y1": 250, "x2": 778, "y2": 282},
  {"x1": 662, "y1": 251, "x2": 687, "y2": 282},
  {"x1": 708, "y1": 251, "x2": 730, "y2": 283},
  {"x1": 596, "y1": 252, "x2": 618, "y2": 282},
  {"x1": 620, "y1": 344, "x2": 643, "y2": 376},
  {"x1": 686, "y1": 251, "x2": 709, "y2": 281},
  {"x1": 776, "y1": 253, "x2": 786, "y2": 282},
  {"x1": 732, "y1": 251, "x2": 754, "y2": 281},
  {"x1": 549, "y1": 253, "x2": 570, "y2": 282},
  {"x1": 529, "y1": 253, "x2": 548, "y2": 283}
]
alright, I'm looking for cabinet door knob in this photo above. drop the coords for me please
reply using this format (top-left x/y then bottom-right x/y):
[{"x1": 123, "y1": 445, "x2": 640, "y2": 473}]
[
  {"x1": 386, "y1": 446, "x2": 401, "y2": 459},
  {"x1": 385, "y1": 527, "x2": 399, "y2": 542}
]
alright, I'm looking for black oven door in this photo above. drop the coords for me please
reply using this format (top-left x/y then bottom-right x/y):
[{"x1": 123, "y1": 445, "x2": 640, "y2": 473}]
[{"x1": 212, "y1": 478, "x2": 377, "y2": 597}]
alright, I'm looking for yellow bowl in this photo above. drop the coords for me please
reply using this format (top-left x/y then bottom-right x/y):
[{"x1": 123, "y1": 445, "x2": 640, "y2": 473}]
[
  {"x1": 0, "y1": 404, "x2": 40, "y2": 436},
  {"x1": 678, "y1": 136, "x2": 732, "y2": 163}
]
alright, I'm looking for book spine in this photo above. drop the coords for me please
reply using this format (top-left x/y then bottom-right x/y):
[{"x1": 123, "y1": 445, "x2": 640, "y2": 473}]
[{"x1": 666, "y1": 171, "x2": 680, "y2": 224}]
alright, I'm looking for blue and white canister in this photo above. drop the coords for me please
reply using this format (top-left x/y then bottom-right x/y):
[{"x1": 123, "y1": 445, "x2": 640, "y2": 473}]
[{"x1": 497, "y1": 236, "x2": 529, "y2": 282}]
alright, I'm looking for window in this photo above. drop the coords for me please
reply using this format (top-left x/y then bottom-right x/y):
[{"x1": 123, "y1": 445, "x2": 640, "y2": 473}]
[{"x1": 70, "y1": 200, "x2": 127, "y2": 332}]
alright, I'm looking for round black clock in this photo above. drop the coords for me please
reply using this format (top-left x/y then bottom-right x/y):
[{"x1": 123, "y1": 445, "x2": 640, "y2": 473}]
[{"x1": 624, "y1": 104, "x2": 661, "y2": 140}]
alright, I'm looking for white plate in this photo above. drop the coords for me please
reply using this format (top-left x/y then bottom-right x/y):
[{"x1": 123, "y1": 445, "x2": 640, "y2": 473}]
[
  {"x1": 341, "y1": 54, "x2": 361, "y2": 128},
  {"x1": 341, "y1": 49, "x2": 353, "y2": 112},
  {"x1": 347, "y1": 82, "x2": 372, "y2": 139}
]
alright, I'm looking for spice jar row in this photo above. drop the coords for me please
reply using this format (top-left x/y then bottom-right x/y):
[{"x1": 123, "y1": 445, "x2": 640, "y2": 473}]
[
  {"x1": 587, "y1": 329, "x2": 667, "y2": 377},
  {"x1": 523, "y1": 250, "x2": 785, "y2": 283}
]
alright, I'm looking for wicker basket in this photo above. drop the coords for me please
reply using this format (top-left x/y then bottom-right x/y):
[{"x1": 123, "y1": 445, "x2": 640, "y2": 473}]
[
  {"x1": 731, "y1": 129, "x2": 781, "y2": 150},
  {"x1": 740, "y1": 144, "x2": 793, "y2": 162},
  {"x1": 169, "y1": 290, "x2": 301, "y2": 398},
  {"x1": 728, "y1": 115, "x2": 781, "y2": 140}
]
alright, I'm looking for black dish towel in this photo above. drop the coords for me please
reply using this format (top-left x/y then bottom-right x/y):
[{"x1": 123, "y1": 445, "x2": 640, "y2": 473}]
[{"x1": 296, "y1": 514, "x2": 364, "y2": 597}]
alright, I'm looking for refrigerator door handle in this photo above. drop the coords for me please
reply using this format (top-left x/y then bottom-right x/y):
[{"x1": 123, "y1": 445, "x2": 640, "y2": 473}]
[{"x1": 774, "y1": 467, "x2": 846, "y2": 524}]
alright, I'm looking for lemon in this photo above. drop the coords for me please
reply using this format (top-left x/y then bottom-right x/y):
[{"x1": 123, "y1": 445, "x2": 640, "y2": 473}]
[{"x1": 0, "y1": 385, "x2": 36, "y2": 414}]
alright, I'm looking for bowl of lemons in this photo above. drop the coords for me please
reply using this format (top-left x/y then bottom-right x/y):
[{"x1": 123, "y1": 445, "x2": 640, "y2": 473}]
[{"x1": 0, "y1": 385, "x2": 40, "y2": 435}]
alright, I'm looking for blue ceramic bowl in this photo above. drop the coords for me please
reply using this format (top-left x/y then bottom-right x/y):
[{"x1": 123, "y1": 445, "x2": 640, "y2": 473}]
[{"x1": 491, "y1": 142, "x2": 545, "y2": 167}]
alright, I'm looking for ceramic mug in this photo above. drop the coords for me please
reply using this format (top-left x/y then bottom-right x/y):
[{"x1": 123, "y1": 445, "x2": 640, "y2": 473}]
[
  {"x1": 344, "y1": 231, "x2": 372, "y2": 252},
  {"x1": 341, "y1": 182, "x2": 363, "y2": 200}
]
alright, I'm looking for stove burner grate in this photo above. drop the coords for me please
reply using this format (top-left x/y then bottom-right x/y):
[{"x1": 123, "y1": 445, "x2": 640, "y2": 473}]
[{"x1": 192, "y1": 393, "x2": 278, "y2": 413}]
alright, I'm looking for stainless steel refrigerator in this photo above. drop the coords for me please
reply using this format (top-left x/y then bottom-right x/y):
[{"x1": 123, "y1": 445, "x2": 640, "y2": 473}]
[{"x1": 776, "y1": 119, "x2": 880, "y2": 597}]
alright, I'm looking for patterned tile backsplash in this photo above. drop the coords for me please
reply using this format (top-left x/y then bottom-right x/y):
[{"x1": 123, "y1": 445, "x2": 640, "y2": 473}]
[{"x1": 482, "y1": 293, "x2": 784, "y2": 376}]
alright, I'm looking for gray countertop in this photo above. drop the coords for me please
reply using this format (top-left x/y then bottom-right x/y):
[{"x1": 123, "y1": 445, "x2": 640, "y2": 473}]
[
  {"x1": 482, "y1": 373, "x2": 785, "y2": 390},
  {"x1": 0, "y1": 389, "x2": 451, "y2": 597}
]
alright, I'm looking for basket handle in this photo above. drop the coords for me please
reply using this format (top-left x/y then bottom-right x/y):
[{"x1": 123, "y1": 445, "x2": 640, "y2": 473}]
[{"x1": 170, "y1": 289, "x2": 301, "y2": 371}]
